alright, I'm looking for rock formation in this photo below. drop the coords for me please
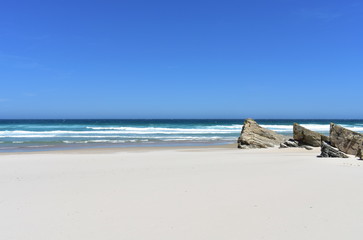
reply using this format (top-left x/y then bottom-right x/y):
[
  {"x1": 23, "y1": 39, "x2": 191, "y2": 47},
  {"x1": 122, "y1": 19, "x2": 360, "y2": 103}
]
[
  {"x1": 237, "y1": 119, "x2": 286, "y2": 149},
  {"x1": 293, "y1": 123, "x2": 329, "y2": 147},
  {"x1": 318, "y1": 141, "x2": 349, "y2": 158},
  {"x1": 330, "y1": 123, "x2": 363, "y2": 155}
]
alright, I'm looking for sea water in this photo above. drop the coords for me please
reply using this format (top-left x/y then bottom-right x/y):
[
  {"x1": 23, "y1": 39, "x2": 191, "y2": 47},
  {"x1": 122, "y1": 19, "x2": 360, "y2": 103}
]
[{"x1": 1, "y1": 119, "x2": 363, "y2": 152}]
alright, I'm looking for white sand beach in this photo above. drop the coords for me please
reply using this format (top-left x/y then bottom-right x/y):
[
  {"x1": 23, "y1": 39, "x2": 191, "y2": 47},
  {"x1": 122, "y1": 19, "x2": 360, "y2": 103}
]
[{"x1": 1, "y1": 146, "x2": 363, "y2": 240}]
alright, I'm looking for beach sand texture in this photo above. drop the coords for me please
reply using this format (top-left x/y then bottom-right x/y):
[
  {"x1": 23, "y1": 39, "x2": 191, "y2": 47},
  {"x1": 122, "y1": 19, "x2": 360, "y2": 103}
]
[{"x1": 1, "y1": 146, "x2": 363, "y2": 240}]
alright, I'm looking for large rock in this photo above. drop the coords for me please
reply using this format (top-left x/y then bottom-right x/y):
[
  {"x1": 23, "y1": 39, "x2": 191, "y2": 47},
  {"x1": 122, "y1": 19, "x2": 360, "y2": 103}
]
[
  {"x1": 318, "y1": 141, "x2": 349, "y2": 158},
  {"x1": 238, "y1": 119, "x2": 286, "y2": 149},
  {"x1": 293, "y1": 123, "x2": 329, "y2": 147},
  {"x1": 330, "y1": 123, "x2": 363, "y2": 155}
]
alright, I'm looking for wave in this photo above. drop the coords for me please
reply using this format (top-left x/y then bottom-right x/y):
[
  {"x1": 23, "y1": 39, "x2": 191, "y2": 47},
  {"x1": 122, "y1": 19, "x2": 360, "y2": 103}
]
[
  {"x1": 206, "y1": 125, "x2": 242, "y2": 129},
  {"x1": 26, "y1": 145, "x2": 54, "y2": 148},
  {"x1": 86, "y1": 125, "x2": 241, "y2": 131},
  {"x1": 0, "y1": 129, "x2": 240, "y2": 136},
  {"x1": 260, "y1": 124, "x2": 363, "y2": 133},
  {"x1": 342, "y1": 126, "x2": 363, "y2": 132},
  {"x1": 63, "y1": 139, "x2": 147, "y2": 144},
  {"x1": 86, "y1": 126, "x2": 241, "y2": 133},
  {"x1": 1, "y1": 124, "x2": 362, "y2": 142},
  {"x1": 260, "y1": 124, "x2": 330, "y2": 132},
  {"x1": 1, "y1": 135, "x2": 58, "y2": 138},
  {"x1": 59, "y1": 136, "x2": 234, "y2": 144}
]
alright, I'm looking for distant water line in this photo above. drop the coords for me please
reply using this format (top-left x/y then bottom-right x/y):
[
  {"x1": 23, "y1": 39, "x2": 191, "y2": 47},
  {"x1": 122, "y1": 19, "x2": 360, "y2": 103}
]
[{"x1": 0, "y1": 119, "x2": 363, "y2": 152}]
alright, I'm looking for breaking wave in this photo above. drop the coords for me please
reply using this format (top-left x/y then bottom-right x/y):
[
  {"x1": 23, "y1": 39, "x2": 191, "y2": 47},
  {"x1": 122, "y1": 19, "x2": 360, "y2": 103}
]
[{"x1": 261, "y1": 124, "x2": 363, "y2": 133}]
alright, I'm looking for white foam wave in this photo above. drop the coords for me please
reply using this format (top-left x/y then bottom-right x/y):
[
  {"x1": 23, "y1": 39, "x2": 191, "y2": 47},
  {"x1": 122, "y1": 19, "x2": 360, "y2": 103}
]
[
  {"x1": 85, "y1": 126, "x2": 241, "y2": 133},
  {"x1": 260, "y1": 124, "x2": 332, "y2": 132},
  {"x1": 26, "y1": 145, "x2": 54, "y2": 148},
  {"x1": 87, "y1": 140, "x2": 127, "y2": 143},
  {"x1": 340, "y1": 126, "x2": 363, "y2": 132},
  {"x1": 300, "y1": 124, "x2": 331, "y2": 132},
  {"x1": 2, "y1": 135, "x2": 58, "y2": 138},
  {"x1": 0, "y1": 129, "x2": 240, "y2": 137},
  {"x1": 62, "y1": 140, "x2": 144, "y2": 144},
  {"x1": 161, "y1": 137, "x2": 222, "y2": 141},
  {"x1": 60, "y1": 136, "x2": 230, "y2": 144},
  {"x1": 111, "y1": 124, "x2": 360, "y2": 133},
  {"x1": 260, "y1": 125, "x2": 293, "y2": 129},
  {"x1": 260, "y1": 124, "x2": 363, "y2": 133},
  {"x1": 206, "y1": 125, "x2": 242, "y2": 129},
  {"x1": 63, "y1": 141, "x2": 79, "y2": 144}
]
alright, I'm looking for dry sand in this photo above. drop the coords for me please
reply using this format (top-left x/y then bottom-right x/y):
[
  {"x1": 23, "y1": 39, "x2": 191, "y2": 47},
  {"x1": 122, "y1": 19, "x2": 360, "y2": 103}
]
[{"x1": 1, "y1": 145, "x2": 363, "y2": 240}]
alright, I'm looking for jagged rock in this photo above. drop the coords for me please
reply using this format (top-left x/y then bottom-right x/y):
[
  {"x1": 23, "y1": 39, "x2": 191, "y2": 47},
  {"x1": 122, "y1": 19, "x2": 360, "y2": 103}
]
[
  {"x1": 318, "y1": 141, "x2": 349, "y2": 158},
  {"x1": 330, "y1": 123, "x2": 363, "y2": 155},
  {"x1": 293, "y1": 123, "x2": 329, "y2": 147},
  {"x1": 356, "y1": 148, "x2": 363, "y2": 160},
  {"x1": 237, "y1": 119, "x2": 286, "y2": 149}
]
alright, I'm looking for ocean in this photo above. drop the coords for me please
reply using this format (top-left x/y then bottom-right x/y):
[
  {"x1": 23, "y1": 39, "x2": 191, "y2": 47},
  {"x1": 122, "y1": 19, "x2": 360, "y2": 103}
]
[{"x1": 1, "y1": 119, "x2": 363, "y2": 152}]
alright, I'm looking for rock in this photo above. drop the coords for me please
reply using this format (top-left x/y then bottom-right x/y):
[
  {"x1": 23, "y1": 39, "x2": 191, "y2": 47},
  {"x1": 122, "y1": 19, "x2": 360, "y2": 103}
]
[
  {"x1": 293, "y1": 123, "x2": 329, "y2": 147},
  {"x1": 280, "y1": 139, "x2": 299, "y2": 148},
  {"x1": 304, "y1": 145, "x2": 314, "y2": 150},
  {"x1": 356, "y1": 148, "x2": 363, "y2": 160},
  {"x1": 318, "y1": 141, "x2": 349, "y2": 158},
  {"x1": 237, "y1": 119, "x2": 286, "y2": 149},
  {"x1": 284, "y1": 139, "x2": 299, "y2": 147},
  {"x1": 330, "y1": 123, "x2": 363, "y2": 155},
  {"x1": 279, "y1": 143, "x2": 288, "y2": 148},
  {"x1": 279, "y1": 138, "x2": 314, "y2": 150}
]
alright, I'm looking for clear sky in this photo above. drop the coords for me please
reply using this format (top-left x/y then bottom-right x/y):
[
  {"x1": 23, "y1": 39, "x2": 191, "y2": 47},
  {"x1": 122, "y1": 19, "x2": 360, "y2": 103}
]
[{"x1": 0, "y1": 0, "x2": 362, "y2": 119}]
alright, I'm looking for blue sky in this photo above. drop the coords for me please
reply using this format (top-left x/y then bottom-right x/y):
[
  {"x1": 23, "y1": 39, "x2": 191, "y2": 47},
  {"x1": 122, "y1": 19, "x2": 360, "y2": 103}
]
[{"x1": 0, "y1": 0, "x2": 362, "y2": 119}]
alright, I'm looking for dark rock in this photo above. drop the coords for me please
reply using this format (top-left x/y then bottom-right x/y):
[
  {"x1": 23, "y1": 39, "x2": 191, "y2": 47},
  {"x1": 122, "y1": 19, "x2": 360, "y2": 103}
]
[
  {"x1": 356, "y1": 148, "x2": 363, "y2": 160},
  {"x1": 237, "y1": 119, "x2": 286, "y2": 149},
  {"x1": 293, "y1": 123, "x2": 329, "y2": 147},
  {"x1": 318, "y1": 141, "x2": 349, "y2": 158},
  {"x1": 330, "y1": 123, "x2": 363, "y2": 155}
]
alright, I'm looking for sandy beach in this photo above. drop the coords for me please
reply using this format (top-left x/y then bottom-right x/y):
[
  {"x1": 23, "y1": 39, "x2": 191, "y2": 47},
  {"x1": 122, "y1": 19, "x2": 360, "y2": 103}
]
[{"x1": 1, "y1": 145, "x2": 363, "y2": 240}]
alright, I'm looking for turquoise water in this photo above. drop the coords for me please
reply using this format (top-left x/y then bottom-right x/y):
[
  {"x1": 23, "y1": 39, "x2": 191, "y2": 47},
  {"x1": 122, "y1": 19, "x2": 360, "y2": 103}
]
[{"x1": 1, "y1": 119, "x2": 363, "y2": 152}]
